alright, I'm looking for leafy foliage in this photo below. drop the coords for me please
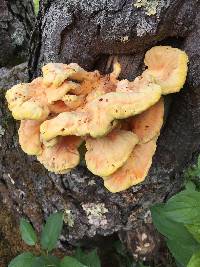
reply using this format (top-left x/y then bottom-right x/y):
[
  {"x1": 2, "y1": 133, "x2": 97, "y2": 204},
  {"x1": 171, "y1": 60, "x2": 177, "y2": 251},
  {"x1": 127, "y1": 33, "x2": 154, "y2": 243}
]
[
  {"x1": 41, "y1": 212, "x2": 63, "y2": 252},
  {"x1": 75, "y1": 248, "x2": 101, "y2": 267},
  {"x1": 60, "y1": 256, "x2": 87, "y2": 267},
  {"x1": 8, "y1": 252, "x2": 35, "y2": 267},
  {"x1": 186, "y1": 224, "x2": 200, "y2": 243},
  {"x1": 20, "y1": 219, "x2": 37, "y2": 246},
  {"x1": 34, "y1": 0, "x2": 39, "y2": 14},
  {"x1": 159, "y1": 190, "x2": 200, "y2": 224},
  {"x1": 184, "y1": 156, "x2": 200, "y2": 189},
  {"x1": 151, "y1": 180, "x2": 200, "y2": 267},
  {"x1": 8, "y1": 211, "x2": 104, "y2": 267},
  {"x1": 31, "y1": 255, "x2": 60, "y2": 267},
  {"x1": 187, "y1": 251, "x2": 200, "y2": 267}
]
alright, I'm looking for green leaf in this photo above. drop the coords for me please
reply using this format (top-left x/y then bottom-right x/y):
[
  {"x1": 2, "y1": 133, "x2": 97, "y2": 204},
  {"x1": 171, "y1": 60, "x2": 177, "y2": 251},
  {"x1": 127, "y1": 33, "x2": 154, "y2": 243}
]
[
  {"x1": 151, "y1": 204, "x2": 198, "y2": 243},
  {"x1": 151, "y1": 204, "x2": 200, "y2": 266},
  {"x1": 185, "y1": 181, "x2": 196, "y2": 192},
  {"x1": 20, "y1": 218, "x2": 37, "y2": 246},
  {"x1": 167, "y1": 238, "x2": 199, "y2": 267},
  {"x1": 175, "y1": 262, "x2": 184, "y2": 267},
  {"x1": 31, "y1": 255, "x2": 60, "y2": 267},
  {"x1": 60, "y1": 256, "x2": 87, "y2": 267},
  {"x1": 185, "y1": 156, "x2": 200, "y2": 179},
  {"x1": 163, "y1": 191, "x2": 200, "y2": 224},
  {"x1": 41, "y1": 212, "x2": 63, "y2": 252},
  {"x1": 186, "y1": 224, "x2": 200, "y2": 243},
  {"x1": 8, "y1": 252, "x2": 35, "y2": 267},
  {"x1": 75, "y1": 248, "x2": 101, "y2": 267},
  {"x1": 34, "y1": 0, "x2": 39, "y2": 14},
  {"x1": 187, "y1": 251, "x2": 200, "y2": 267}
]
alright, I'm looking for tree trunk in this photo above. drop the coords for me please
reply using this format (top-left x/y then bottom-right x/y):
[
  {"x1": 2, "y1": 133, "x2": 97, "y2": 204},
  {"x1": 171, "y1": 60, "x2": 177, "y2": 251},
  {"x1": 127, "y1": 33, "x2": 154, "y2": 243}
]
[
  {"x1": 0, "y1": 1, "x2": 35, "y2": 265},
  {"x1": 1, "y1": 0, "x2": 200, "y2": 261},
  {"x1": 0, "y1": 0, "x2": 35, "y2": 67}
]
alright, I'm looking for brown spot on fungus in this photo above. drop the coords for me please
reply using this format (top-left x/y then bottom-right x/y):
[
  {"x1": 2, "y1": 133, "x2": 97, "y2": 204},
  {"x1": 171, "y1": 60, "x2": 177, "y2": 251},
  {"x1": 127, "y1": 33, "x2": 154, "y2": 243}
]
[
  {"x1": 62, "y1": 95, "x2": 85, "y2": 110},
  {"x1": 86, "y1": 73, "x2": 117, "y2": 103}
]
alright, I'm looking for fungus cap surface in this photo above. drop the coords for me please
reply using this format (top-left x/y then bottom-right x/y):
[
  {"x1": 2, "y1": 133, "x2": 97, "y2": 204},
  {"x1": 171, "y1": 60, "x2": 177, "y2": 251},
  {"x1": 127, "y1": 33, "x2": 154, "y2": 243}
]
[
  {"x1": 12, "y1": 99, "x2": 50, "y2": 121},
  {"x1": 68, "y1": 63, "x2": 101, "y2": 82},
  {"x1": 104, "y1": 139, "x2": 157, "y2": 193},
  {"x1": 144, "y1": 46, "x2": 188, "y2": 94},
  {"x1": 130, "y1": 98, "x2": 164, "y2": 143},
  {"x1": 46, "y1": 81, "x2": 80, "y2": 104},
  {"x1": 6, "y1": 78, "x2": 50, "y2": 121},
  {"x1": 86, "y1": 76, "x2": 116, "y2": 102},
  {"x1": 6, "y1": 84, "x2": 29, "y2": 110},
  {"x1": 62, "y1": 95, "x2": 85, "y2": 110},
  {"x1": 37, "y1": 136, "x2": 81, "y2": 174},
  {"x1": 40, "y1": 83, "x2": 161, "y2": 140},
  {"x1": 18, "y1": 120, "x2": 42, "y2": 155},
  {"x1": 42, "y1": 63, "x2": 76, "y2": 87},
  {"x1": 49, "y1": 101, "x2": 70, "y2": 114},
  {"x1": 85, "y1": 129, "x2": 139, "y2": 176}
]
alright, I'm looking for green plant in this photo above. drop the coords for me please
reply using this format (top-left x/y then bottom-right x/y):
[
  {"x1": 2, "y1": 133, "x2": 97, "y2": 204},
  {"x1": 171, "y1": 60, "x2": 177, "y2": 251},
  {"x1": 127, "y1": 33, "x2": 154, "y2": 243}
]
[
  {"x1": 34, "y1": 0, "x2": 39, "y2": 14},
  {"x1": 8, "y1": 212, "x2": 101, "y2": 267},
  {"x1": 151, "y1": 177, "x2": 200, "y2": 267},
  {"x1": 184, "y1": 156, "x2": 200, "y2": 190}
]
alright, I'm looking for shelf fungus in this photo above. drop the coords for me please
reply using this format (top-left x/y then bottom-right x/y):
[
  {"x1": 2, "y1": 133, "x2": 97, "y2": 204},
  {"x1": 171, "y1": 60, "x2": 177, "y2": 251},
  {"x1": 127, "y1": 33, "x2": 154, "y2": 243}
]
[
  {"x1": 5, "y1": 46, "x2": 188, "y2": 192},
  {"x1": 18, "y1": 120, "x2": 42, "y2": 156},
  {"x1": 85, "y1": 130, "x2": 139, "y2": 176},
  {"x1": 130, "y1": 98, "x2": 164, "y2": 144},
  {"x1": 37, "y1": 136, "x2": 82, "y2": 174},
  {"x1": 103, "y1": 139, "x2": 157, "y2": 193},
  {"x1": 144, "y1": 46, "x2": 188, "y2": 95}
]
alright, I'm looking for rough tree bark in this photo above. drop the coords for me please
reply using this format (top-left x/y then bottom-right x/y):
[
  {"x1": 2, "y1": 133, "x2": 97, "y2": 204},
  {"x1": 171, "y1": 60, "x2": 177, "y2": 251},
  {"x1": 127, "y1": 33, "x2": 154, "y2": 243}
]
[
  {"x1": 1, "y1": 0, "x2": 200, "y2": 262},
  {"x1": 0, "y1": 0, "x2": 35, "y2": 265},
  {"x1": 0, "y1": 0, "x2": 35, "y2": 67}
]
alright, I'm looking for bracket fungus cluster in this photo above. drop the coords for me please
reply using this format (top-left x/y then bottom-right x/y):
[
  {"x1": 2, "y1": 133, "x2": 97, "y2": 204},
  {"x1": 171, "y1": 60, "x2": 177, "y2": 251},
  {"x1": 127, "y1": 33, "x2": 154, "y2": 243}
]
[{"x1": 5, "y1": 46, "x2": 188, "y2": 192}]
